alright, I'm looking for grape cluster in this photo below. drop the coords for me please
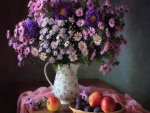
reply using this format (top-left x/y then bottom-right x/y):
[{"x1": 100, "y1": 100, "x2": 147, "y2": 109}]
[
  {"x1": 73, "y1": 95, "x2": 122, "y2": 112},
  {"x1": 74, "y1": 95, "x2": 103, "y2": 112}
]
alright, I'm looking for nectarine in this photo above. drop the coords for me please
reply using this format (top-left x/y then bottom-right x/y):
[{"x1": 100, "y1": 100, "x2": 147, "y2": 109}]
[
  {"x1": 47, "y1": 95, "x2": 61, "y2": 111},
  {"x1": 88, "y1": 92, "x2": 103, "y2": 107}
]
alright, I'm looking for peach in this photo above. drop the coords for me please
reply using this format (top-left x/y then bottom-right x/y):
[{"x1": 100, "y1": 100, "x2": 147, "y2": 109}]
[
  {"x1": 88, "y1": 92, "x2": 103, "y2": 107},
  {"x1": 47, "y1": 95, "x2": 61, "y2": 111}
]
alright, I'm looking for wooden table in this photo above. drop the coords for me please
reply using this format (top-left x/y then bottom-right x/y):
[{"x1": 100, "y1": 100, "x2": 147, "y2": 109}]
[{"x1": 16, "y1": 79, "x2": 111, "y2": 113}]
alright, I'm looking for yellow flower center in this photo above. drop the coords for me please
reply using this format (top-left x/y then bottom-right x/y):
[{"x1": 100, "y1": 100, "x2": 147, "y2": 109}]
[
  {"x1": 60, "y1": 8, "x2": 65, "y2": 15},
  {"x1": 90, "y1": 15, "x2": 96, "y2": 21},
  {"x1": 95, "y1": 37, "x2": 99, "y2": 42}
]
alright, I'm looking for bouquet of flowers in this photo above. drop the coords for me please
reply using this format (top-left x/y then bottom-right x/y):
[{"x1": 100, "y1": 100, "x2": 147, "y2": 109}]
[{"x1": 6, "y1": 0, "x2": 128, "y2": 74}]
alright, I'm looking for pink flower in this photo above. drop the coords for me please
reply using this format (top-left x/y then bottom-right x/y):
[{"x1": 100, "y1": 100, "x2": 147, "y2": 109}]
[
  {"x1": 90, "y1": 50, "x2": 96, "y2": 60},
  {"x1": 6, "y1": 30, "x2": 10, "y2": 39},
  {"x1": 24, "y1": 47, "x2": 30, "y2": 56},
  {"x1": 112, "y1": 42, "x2": 121, "y2": 57},
  {"x1": 103, "y1": 0, "x2": 111, "y2": 7},
  {"x1": 29, "y1": 38, "x2": 35, "y2": 44},
  {"x1": 106, "y1": 28, "x2": 110, "y2": 38},
  {"x1": 76, "y1": 19, "x2": 85, "y2": 27},
  {"x1": 18, "y1": 62, "x2": 23, "y2": 67},
  {"x1": 109, "y1": 18, "x2": 115, "y2": 28},
  {"x1": 23, "y1": 37, "x2": 28, "y2": 45},
  {"x1": 18, "y1": 53, "x2": 23, "y2": 61},
  {"x1": 8, "y1": 39, "x2": 14, "y2": 46},
  {"x1": 100, "y1": 41, "x2": 110, "y2": 55},
  {"x1": 14, "y1": 28, "x2": 18, "y2": 37},
  {"x1": 123, "y1": 38, "x2": 127, "y2": 45},
  {"x1": 98, "y1": 22, "x2": 105, "y2": 30},
  {"x1": 16, "y1": 44, "x2": 23, "y2": 53},
  {"x1": 75, "y1": 8, "x2": 83, "y2": 17},
  {"x1": 18, "y1": 26, "x2": 25, "y2": 37},
  {"x1": 125, "y1": 8, "x2": 130, "y2": 13},
  {"x1": 88, "y1": 27, "x2": 95, "y2": 37},
  {"x1": 99, "y1": 64, "x2": 111, "y2": 74},
  {"x1": 119, "y1": 5, "x2": 124, "y2": 12},
  {"x1": 34, "y1": 1, "x2": 43, "y2": 11},
  {"x1": 82, "y1": 29, "x2": 88, "y2": 40},
  {"x1": 86, "y1": 0, "x2": 94, "y2": 9},
  {"x1": 115, "y1": 26, "x2": 123, "y2": 32},
  {"x1": 13, "y1": 42, "x2": 18, "y2": 50}
]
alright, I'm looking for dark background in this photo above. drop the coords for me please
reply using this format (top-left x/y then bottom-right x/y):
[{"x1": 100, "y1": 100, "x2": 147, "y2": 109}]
[{"x1": 0, "y1": 0, "x2": 150, "y2": 113}]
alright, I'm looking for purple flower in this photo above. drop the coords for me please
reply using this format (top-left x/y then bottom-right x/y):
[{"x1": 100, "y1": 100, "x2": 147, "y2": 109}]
[
  {"x1": 25, "y1": 20, "x2": 39, "y2": 37},
  {"x1": 54, "y1": 2, "x2": 72, "y2": 20},
  {"x1": 86, "y1": 9, "x2": 100, "y2": 27},
  {"x1": 79, "y1": 90, "x2": 88, "y2": 100}
]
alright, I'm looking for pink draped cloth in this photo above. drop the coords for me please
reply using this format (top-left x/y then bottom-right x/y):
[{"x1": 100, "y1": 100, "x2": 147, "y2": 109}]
[{"x1": 17, "y1": 85, "x2": 150, "y2": 113}]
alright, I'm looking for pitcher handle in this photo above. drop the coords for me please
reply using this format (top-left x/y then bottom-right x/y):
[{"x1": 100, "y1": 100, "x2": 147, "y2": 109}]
[{"x1": 44, "y1": 62, "x2": 54, "y2": 87}]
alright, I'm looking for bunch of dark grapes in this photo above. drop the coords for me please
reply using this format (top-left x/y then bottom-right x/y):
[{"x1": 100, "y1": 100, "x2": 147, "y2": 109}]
[{"x1": 74, "y1": 95, "x2": 103, "y2": 112}]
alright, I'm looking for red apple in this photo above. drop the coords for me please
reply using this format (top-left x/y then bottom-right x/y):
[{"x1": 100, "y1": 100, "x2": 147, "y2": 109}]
[
  {"x1": 101, "y1": 96, "x2": 116, "y2": 112},
  {"x1": 88, "y1": 92, "x2": 103, "y2": 107},
  {"x1": 47, "y1": 95, "x2": 61, "y2": 111}
]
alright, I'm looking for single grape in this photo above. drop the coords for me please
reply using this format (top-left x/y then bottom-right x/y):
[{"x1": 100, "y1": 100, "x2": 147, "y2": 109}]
[
  {"x1": 81, "y1": 101, "x2": 87, "y2": 108},
  {"x1": 75, "y1": 103, "x2": 84, "y2": 110},
  {"x1": 84, "y1": 106, "x2": 93, "y2": 112},
  {"x1": 76, "y1": 95, "x2": 84, "y2": 103},
  {"x1": 93, "y1": 107, "x2": 103, "y2": 112}
]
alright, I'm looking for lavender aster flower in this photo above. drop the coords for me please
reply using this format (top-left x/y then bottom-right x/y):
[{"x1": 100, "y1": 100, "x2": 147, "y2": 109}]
[
  {"x1": 86, "y1": 9, "x2": 101, "y2": 27},
  {"x1": 25, "y1": 20, "x2": 39, "y2": 37},
  {"x1": 54, "y1": 2, "x2": 72, "y2": 20}
]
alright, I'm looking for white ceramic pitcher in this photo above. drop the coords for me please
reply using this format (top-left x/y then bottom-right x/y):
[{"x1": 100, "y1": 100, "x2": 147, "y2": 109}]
[{"x1": 44, "y1": 62, "x2": 80, "y2": 104}]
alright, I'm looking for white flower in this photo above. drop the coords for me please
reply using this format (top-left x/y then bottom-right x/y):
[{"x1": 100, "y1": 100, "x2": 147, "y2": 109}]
[
  {"x1": 57, "y1": 54, "x2": 63, "y2": 60},
  {"x1": 69, "y1": 17, "x2": 75, "y2": 23},
  {"x1": 65, "y1": 41, "x2": 70, "y2": 47},
  {"x1": 78, "y1": 41, "x2": 87, "y2": 51},
  {"x1": 69, "y1": 52, "x2": 78, "y2": 62},
  {"x1": 43, "y1": 41, "x2": 49, "y2": 49},
  {"x1": 46, "y1": 34, "x2": 51, "y2": 39},
  {"x1": 41, "y1": 21, "x2": 47, "y2": 27},
  {"x1": 56, "y1": 34, "x2": 61, "y2": 40},
  {"x1": 51, "y1": 41, "x2": 58, "y2": 49},
  {"x1": 49, "y1": 30, "x2": 54, "y2": 36},
  {"x1": 46, "y1": 48, "x2": 51, "y2": 53},
  {"x1": 73, "y1": 32, "x2": 82, "y2": 41},
  {"x1": 43, "y1": 17, "x2": 49, "y2": 22},
  {"x1": 59, "y1": 28, "x2": 66, "y2": 34},
  {"x1": 93, "y1": 34, "x2": 102, "y2": 46},
  {"x1": 52, "y1": 25, "x2": 59, "y2": 32},
  {"x1": 82, "y1": 48, "x2": 88, "y2": 56},
  {"x1": 48, "y1": 18, "x2": 54, "y2": 25},
  {"x1": 38, "y1": 47, "x2": 43, "y2": 52},
  {"x1": 53, "y1": 50, "x2": 58, "y2": 56},
  {"x1": 39, "y1": 35, "x2": 44, "y2": 40},
  {"x1": 40, "y1": 28, "x2": 48, "y2": 35},
  {"x1": 31, "y1": 47, "x2": 39, "y2": 57},
  {"x1": 57, "y1": 20, "x2": 65, "y2": 26},
  {"x1": 68, "y1": 30, "x2": 74, "y2": 36},
  {"x1": 39, "y1": 52, "x2": 47, "y2": 61},
  {"x1": 60, "y1": 33, "x2": 67, "y2": 39},
  {"x1": 41, "y1": 17, "x2": 49, "y2": 27},
  {"x1": 48, "y1": 56, "x2": 55, "y2": 64}
]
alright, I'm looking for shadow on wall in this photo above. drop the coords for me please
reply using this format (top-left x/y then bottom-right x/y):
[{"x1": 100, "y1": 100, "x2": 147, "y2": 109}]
[{"x1": 78, "y1": 0, "x2": 150, "y2": 111}]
